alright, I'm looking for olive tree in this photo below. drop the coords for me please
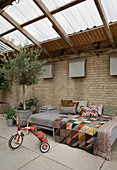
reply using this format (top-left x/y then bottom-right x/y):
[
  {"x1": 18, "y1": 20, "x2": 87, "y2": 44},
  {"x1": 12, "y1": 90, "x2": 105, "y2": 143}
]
[{"x1": 0, "y1": 45, "x2": 46, "y2": 109}]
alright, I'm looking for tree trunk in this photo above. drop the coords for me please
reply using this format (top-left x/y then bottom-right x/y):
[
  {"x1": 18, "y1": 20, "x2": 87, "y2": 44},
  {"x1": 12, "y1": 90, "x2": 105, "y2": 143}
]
[{"x1": 22, "y1": 85, "x2": 26, "y2": 110}]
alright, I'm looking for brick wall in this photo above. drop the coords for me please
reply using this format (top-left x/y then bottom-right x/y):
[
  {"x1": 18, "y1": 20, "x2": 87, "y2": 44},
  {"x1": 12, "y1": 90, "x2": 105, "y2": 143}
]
[{"x1": 2, "y1": 54, "x2": 117, "y2": 109}]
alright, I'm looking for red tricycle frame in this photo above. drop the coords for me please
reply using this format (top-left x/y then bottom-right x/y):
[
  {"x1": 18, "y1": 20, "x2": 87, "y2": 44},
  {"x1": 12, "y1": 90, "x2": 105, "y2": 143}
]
[{"x1": 8, "y1": 114, "x2": 50, "y2": 153}]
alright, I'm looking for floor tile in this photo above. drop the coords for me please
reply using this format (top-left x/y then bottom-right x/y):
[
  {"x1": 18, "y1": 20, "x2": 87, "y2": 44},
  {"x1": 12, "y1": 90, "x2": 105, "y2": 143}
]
[
  {"x1": 101, "y1": 151, "x2": 117, "y2": 170},
  {"x1": 0, "y1": 143, "x2": 39, "y2": 170},
  {"x1": 0, "y1": 136, "x2": 7, "y2": 145},
  {"x1": 45, "y1": 143, "x2": 104, "y2": 170},
  {"x1": 20, "y1": 155, "x2": 71, "y2": 170}
]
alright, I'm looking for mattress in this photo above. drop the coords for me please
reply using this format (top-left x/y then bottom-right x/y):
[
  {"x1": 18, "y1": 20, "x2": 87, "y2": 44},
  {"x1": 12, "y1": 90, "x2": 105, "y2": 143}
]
[
  {"x1": 28, "y1": 109, "x2": 79, "y2": 131},
  {"x1": 28, "y1": 110, "x2": 117, "y2": 147}
]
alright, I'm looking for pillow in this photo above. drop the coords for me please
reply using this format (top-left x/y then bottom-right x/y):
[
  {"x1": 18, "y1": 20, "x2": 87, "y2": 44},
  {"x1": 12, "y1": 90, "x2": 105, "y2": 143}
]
[
  {"x1": 60, "y1": 106, "x2": 77, "y2": 115},
  {"x1": 90, "y1": 105, "x2": 103, "y2": 115},
  {"x1": 60, "y1": 100, "x2": 79, "y2": 115},
  {"x1": 103, "y1": 106, "x2": 116, "y2": 116},
  {"x1": 61, "y1": 100, "x2": 75, "y2": 107},
  {"x1": 74, "y1": 100, "x2": 88, "y2": 113},
  {"x1": 81, "y1": 106, "x2": 98, "y2": 117}
]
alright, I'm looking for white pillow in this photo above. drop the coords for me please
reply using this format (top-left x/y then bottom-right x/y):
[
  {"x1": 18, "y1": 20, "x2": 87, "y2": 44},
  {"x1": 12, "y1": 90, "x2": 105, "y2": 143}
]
[
  {"x1": 60, "y1": 106, "x2": 77, "y2": 115},
  {"x1": 90, "y1": 105, "x2": 103, "y2": 115}
]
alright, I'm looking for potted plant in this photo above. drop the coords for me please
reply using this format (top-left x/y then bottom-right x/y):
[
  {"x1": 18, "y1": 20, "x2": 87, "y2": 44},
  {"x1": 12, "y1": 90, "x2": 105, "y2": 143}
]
[
  {"x1": 25, "y1": 97, "x2": 39, "y2": 114},
  {"x1": 0, "y1": 45, "x2": 46, "y2": 125},
  {"x1": 4, "y1": 108, "x2": 16, "y2": 126}
]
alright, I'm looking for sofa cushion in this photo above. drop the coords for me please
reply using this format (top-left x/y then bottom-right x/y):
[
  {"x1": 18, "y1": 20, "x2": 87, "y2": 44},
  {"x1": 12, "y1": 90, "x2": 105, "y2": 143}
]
[{"x1": 81, "y1": 106, "x2": 98, "y2": 117}]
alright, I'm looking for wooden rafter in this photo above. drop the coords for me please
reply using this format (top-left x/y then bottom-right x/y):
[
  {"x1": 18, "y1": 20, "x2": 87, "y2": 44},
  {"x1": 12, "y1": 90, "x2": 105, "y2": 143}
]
[
  {"x1": 94, "y1": 0, "x2": 116, "y2": 48},
  {"x1": 33, "y1": 0, "x2": 78, "y2": 54},
  {"x1": 0, "y1": 36, "x2": 19, "y2": 51},
  {"x1": 1, "y1": 0, "x2": 85, "y2": 37},
  {"x1": 0, "y1": 8, "x2": 50, "y2": 56},
  {"x1": 47, "y1": 47, "x2": 117, "y2": 63},
  {"x1": 0, "y1": 0, "x2": 15, "y2": 9}
]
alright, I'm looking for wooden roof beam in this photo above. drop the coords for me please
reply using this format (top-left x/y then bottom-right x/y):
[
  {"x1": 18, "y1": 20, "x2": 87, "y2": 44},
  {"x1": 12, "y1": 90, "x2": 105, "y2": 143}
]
[
  {"x1": 47, "y1": 47, "x2": 117, "y2": 63},
  {"x1": 0, "y1": 8, "x2": 50, "y2": 56},
  {"x1": 0, "y1": 36, "x2": 19, "y2": 51},
  {"x1": 33, "y1": 0, "x2": 78, "y2": 54},
  {"x1": 94, "y1": 0, "x2": 116, "y2": 48},
  {"x1": 0, "y1": 0, "x2": 15, "y2": 9},
  {"x1": 1, "y1": 0, "x2": 85, "y2": 37}
]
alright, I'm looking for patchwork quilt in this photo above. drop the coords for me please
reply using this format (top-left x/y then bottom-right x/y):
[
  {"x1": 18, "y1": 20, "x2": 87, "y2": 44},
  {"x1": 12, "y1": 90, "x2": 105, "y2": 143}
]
[{"x1": 54, "y1": 116, "x2": 112, "y2": 155}]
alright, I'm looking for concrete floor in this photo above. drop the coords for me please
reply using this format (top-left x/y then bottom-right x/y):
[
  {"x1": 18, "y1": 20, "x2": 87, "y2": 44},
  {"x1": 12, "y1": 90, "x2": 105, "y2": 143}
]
[{"x1": 0, "y1": 114, "x2": 117, "y2": 170}]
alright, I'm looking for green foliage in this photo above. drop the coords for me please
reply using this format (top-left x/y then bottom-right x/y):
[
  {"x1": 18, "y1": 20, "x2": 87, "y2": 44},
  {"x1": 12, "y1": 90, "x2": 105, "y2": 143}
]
[
  {"x1": 4, "y1": 108, "x2": 16, "y2": 120},
  {"x1": 0, "y1": 64, "x2": 11, "y2": 92},
  {"x1": 0, "y1": 45, "x2": 46, "y2": 109},
  {"x1": 0, "y1": 45, "x2": 46, "y2": 86},
  {"x1": 25, "y1": 97, "x2": 39, "y2": 107},
  {"x1": 0, "y1": 72, "x2": 10, "y2": 91}
]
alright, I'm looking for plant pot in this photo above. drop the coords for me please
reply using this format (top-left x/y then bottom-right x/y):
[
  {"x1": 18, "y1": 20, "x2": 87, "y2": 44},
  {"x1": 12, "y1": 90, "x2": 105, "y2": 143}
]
[
  {"x1": 0, "y1": 102, "x2": 9, "y2": 114},
  {"x1": 7, "y1": 119, "x2": 14, "y2": 127},
  {"x1": 16, "y1": 109, "x2": 32, "y2": 126},
  {"x1": 31, "y1": 106, "x2": 37, "y2": 114}
]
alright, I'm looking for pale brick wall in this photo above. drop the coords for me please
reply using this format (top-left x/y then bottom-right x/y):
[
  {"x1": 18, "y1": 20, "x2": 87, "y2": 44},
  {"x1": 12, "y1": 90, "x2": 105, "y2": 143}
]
[{"x1": 2, "y1": 54, "x2": 117, "y2": 109}]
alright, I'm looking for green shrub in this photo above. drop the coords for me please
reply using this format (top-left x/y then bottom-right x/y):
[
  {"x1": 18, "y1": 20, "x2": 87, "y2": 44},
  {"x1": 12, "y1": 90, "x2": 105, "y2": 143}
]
[{"x1": 25, "y1": 98, "x2": 39, "y2": 107}]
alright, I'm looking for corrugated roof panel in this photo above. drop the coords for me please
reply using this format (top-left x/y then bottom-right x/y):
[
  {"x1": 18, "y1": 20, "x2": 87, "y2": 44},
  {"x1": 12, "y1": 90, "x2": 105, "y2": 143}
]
[
  {"x1": 0, "y1": 16, "x2": 14, "y2": 34},
  {"x1": 5, "y1": 0, "x2": 43, "y2": 24},
  {"x1": 0, "y1": 41, "x2": 12, "y2": 53},
  {"x1": 101, "y1": 0, "x2": 117, "y2": 23},
  {"x1": 24, "y1": 18, "x2": 60, "y2": 42},
  {"x1": 42, "y1": 0, "x2": 72, "y2": 11},
  {"x1": 3, "y1": 30, "x2": 32, "y2": 46},
  {"x1": 54, "y1": 0, "x2": 103, "y2": 34},
  {"x1": 0, "y1": 0, "x2": 117, "y2": 52}
]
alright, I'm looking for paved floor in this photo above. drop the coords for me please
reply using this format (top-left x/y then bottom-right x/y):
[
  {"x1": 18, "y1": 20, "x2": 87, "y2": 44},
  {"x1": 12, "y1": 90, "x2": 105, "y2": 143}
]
[{"x1": 0, "y1": 114, "x2": 117, "y2": 170}]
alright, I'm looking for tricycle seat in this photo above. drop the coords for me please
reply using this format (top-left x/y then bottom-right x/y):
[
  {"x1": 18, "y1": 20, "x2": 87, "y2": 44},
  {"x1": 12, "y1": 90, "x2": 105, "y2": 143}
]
[{"x1": 30, "y1": 125, "x2": 36, "y2": 130}]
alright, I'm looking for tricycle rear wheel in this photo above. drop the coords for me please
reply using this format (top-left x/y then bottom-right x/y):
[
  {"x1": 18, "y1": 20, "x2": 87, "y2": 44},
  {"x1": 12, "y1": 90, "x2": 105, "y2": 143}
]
[{"x1": 40, "y1": 142, "x2": 50, "y2": 153}]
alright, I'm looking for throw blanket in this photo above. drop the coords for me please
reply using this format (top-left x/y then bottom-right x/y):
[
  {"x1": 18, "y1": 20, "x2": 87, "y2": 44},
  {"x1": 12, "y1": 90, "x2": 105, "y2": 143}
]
[
  {"x1": 98, "y1": 116, "x2": 117, "y2": 160},
  {"x1": 54, "y1": 116, "x2": 112, "y2": 156}
]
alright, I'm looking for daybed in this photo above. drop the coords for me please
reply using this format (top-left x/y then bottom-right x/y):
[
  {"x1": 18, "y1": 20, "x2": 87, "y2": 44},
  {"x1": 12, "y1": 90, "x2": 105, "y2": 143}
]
[
  {"x1": 28, "y1": 109, "x2": 78, "y2": 131},
  {"x1": 28, "y1": 101, "x2": 117, "y2": 160},
  {"x1": 28, "y1": 101, "x2": 88, "y2": 130}
]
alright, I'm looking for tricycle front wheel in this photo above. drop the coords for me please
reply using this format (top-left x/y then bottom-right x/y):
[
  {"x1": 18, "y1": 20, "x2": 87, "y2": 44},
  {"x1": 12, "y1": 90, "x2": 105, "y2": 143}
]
[
  {"x1": 8, "y1": 133, "x2": 23, "y2": 149},
  {"x1": 40, "y1": 142, "x2": 50, "y2": 153}
]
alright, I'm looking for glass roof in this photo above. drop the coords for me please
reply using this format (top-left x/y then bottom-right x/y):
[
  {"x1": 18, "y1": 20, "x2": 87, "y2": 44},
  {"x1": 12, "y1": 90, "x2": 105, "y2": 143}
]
[{"x1": 0, "y1": 0, "x2": 117, "y2": 53}]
